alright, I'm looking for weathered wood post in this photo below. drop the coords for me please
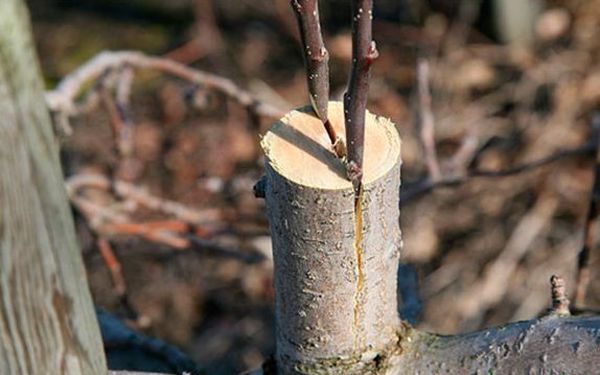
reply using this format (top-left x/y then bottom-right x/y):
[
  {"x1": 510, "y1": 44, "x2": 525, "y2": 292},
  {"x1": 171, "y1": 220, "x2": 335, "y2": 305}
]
[
  {"x1": 0, "y1": 0, "x2": 107, "y2": 373},
  {"x1": 261, "y1": 102, "x2": 404, "y2": 373}
]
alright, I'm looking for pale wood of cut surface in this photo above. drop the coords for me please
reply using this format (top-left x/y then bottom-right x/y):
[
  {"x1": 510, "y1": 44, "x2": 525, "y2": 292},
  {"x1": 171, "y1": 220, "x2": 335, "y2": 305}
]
[{"x1": 261, "y1": 101, "x2": 400, "y2": 190}]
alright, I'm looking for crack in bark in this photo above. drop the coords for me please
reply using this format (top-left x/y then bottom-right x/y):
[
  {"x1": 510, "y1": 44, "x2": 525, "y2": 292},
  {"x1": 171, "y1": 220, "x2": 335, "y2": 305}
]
[{"x1": 352, "y1": 185, "x2": 365, "y2": 350}]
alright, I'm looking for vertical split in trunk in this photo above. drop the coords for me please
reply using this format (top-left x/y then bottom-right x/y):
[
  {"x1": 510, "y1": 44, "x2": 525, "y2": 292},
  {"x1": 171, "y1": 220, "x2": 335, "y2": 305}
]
[{"x1": 261, "y1": 102, "x2": 403, "y2": 373}]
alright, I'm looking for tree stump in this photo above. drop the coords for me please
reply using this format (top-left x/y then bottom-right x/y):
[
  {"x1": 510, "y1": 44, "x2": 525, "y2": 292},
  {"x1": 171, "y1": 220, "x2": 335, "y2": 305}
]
[{"x1": 261, "y1": 102, "x2": 403, "y2": 373}]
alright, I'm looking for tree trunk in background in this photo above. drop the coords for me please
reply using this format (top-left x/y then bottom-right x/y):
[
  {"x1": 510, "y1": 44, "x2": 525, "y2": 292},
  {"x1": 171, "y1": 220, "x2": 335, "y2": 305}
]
[
  {"x1": 0, "y1": 0, "x2": 107, "y2": 373},
  {"x1": 259, "y1": 103, "x2": 600, "y2": 374}
]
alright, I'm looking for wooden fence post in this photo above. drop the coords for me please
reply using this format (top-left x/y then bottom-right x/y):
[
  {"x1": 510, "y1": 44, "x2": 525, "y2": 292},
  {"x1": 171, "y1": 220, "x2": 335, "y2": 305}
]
[{"x1": 0, "y1": 0, "x2": 107, "y2": 373}]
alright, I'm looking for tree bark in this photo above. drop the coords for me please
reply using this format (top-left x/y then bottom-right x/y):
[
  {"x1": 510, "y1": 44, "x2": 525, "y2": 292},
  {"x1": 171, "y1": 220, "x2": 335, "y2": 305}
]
[
  {"x1": 0, "y1": 0, "x2": 107, "y2": 373},
  {"x1": 394, "y1": 315, "x2": 600, "y2": 374},
  {"x1": 260, "y1": 103, "x2": 600, "y2": 374}
]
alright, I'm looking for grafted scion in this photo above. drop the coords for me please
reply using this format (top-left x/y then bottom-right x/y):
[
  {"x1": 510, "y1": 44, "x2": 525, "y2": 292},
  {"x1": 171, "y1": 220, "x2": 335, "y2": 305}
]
[
  {"x1": 344, "y1": 0, "x2": 378, "y2": 197},
  {"x1": 290, "y1": 0, "x2": 345, "y2": 157}
]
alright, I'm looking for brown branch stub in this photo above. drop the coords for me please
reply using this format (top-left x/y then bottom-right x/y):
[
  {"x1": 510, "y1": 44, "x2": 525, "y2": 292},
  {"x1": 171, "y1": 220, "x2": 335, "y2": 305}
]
[
  {"x1": 549, "y1": 275, "x2": 570, "y2": 316},
  {"x1": 344, "y1": 0, "x2": 378, "y2": 194}
]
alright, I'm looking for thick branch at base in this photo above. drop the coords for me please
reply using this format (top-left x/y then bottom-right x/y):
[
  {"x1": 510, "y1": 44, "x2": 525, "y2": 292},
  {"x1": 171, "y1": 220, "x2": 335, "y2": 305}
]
[
  {"x1": 394, "y1": 316, "x2": 600, "y2": 374},
  {"x1": 247, "y1": 316, "x2": 600, "y2": 374}
]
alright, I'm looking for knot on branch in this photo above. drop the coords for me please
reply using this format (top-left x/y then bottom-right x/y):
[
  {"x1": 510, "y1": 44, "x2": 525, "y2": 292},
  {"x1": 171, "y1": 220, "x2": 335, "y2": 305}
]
[
  {"x1": 365, "y1": 41, "x2": 379, "y2": 66},
  {"x1": 309, "y1": 46, "x2": 329, "y2": 63}
]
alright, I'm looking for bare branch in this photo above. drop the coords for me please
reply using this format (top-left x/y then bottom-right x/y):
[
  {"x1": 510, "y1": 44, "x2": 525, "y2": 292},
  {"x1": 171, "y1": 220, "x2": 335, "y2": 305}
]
[
  {"x1": 401, "y1": 140, "x2": 595, "y2": 204},
  {"x1": 290, "y1": 1, "x2": 346, "y2": 157},
  {"x1": 66, "y1": 173, "x2": 223, "y2": 225},
  {"x1": 344, "y1": 0, "x2": 378, "y2": 195},
  {"x1": 45, "y1": 51, "x2": 286, "y2": 121},
  {"x1": 290, "y1": 1, "x2": 329, "y2": 123},
  {"x1": 66, "y1": 172, "x2": 263, "y2": 266},
  {"x1": 99, "y1": 77, "x2": 129, "y2": 157},
  {"x1": 115, "y1": 66, "x2": 135, "y2": 157},
  {"x1": 416, "y1": 58, "x2": 441, "y2": 180},
  {"x1": 97, "y1": 237, "x2": 126, "y2": 296}
]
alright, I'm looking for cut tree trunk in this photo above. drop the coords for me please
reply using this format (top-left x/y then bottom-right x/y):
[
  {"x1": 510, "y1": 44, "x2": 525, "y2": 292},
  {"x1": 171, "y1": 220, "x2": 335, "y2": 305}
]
[
  {"x1": 259, "y1": 102, "x2": 600, "y2": 374},
  {"x1": 0, "y1": 0, "x2": 107, "y2": 373},
  {"x1": 262, "y1": 102, "x2": 404, "y2": 373}
]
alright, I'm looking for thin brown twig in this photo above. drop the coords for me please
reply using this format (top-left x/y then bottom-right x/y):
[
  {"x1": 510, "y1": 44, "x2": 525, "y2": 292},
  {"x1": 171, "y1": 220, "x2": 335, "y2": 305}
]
[
  {"x1": 574, "y1": 115, "x2": 600, "y2": 307},
  {"x1": 67, "y1": 173, "x2": 262, "y2": 264},
  {"x1": 446, "y1": 124, "x2": 480, "y2": 174},
  {"x1": 164, "y1": 0, "x2": 223, "y2": 65},
  {"x1": 96, "y1": 67, "x2": 136, "y2": 176},
  {"x1": 99, "y1": 79, "x2": 127, "y2": 153},
  {"x1": 45, "y1": 51, "x2": 286, "y2": 122},
  {"x1": 96, "y1": 237, "x2": 143, "y2": 322},
  {"x1": 290, "y1": 1, "x2": 329, "y2": 123},
  {"x1": 115, "y1": 66, "x2": 135, "y2": 158},
  {"x1": 97, "y1": 237, "x2": 127, "y2": 296},
  {"x1": 99, "y1": 221, "x2": 191, "y2": 249},
  {"x1": 72, "y1": 193, "x2": 208, "y2": 251},
  {"x1": 66, "y1": 173, "x2": 223, "y2": 225},
  {"x1": 401, "y1": 140, "x2": 596, "y2": 204},
  {"x1": 68, "y1": 177, "x2": 204, "y2": 248},
  {"x1": 344, "y1": 0, "x2": 378, "y2": 195},
  {"x1": 416, "y1": 58, "x2": 441, "y2": 181},
  {"x1": 290, "y1": 1, "x2": 345, "y2": 157}
]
